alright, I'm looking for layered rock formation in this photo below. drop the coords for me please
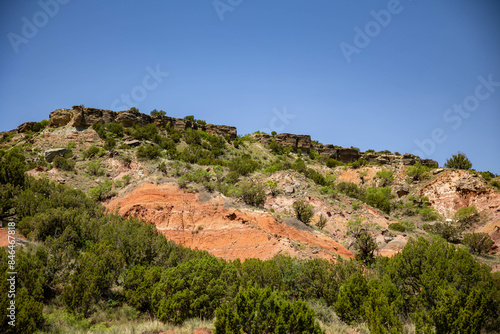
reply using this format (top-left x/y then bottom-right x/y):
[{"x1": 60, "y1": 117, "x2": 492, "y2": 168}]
[
  {"x1": 253, "y1": 133, "x2": 438, "y2": 166},
  {"x1": 46, "y1": 105, "x2": 437, "y2": 167},
  {"x1": 253, "y1": 133, "x2": 311, "y2": 153},
  {"x1": 49, "y1": 106, "x2": 237, "y2": 139},
  {"x1": 105, "y1": 182, "x2": 353, "y2": 261}
]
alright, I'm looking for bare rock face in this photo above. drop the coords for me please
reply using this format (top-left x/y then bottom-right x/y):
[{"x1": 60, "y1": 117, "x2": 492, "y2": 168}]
[
  {"x1": 311, "y1": 143, "x2": 336, "y2": 158},
  {"x1": 44, "y1": 148, "x2": 67, "y2": 162},
  {"x1": 276, "y1": 133, "x2": 311, "y2": 153},
  {"x1": 335, "y1": 147, "x2": 361, "y2": 163},
  {"x1": 49, "y1": 109, "x2": 74, "y2": 127},
  {"x1": 72, "y1": 106, "x2": 116, "y2": 127},
  {"x1": 17, "y1": 122, "x2": 36, "y2": 133},
  {"x1": 115, "y1": 110, "x2": 152, "y2": 127},
  {"x1": 253, "y1": 133, "x2": 311, "y2": 153}
]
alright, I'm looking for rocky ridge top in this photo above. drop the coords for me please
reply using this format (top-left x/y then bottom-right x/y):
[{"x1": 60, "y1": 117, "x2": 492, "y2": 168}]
[{"x1": 19, "y1": 106, "x2": 438, "y2": 168}]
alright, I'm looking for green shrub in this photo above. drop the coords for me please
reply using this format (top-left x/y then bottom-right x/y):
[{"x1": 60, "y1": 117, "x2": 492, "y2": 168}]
[
  {"x1": 214, "y1": 286, "x2": 324, "y2": 334},
  {"x1": 224, "y1": 171, "x2": 240, "y2": 184},
  {"x1": 123, "y1": 265, "x2": 162, "y2": 312},
  {"x1": 183, "y1": 128, "x2": 201, "y2": 145},
  {"x1": 88, "y1": 181, "x2": 115, "y2": 201},
  {"x1": 63, "y1": 244, "x2": 124, "y2": 316},
  {"x1": 462, "y1": 232, "x2": 494, "y2": 255},
  {"x1": 384, "y1": 237, "x2": 499, "y2": 333},
  {"x1": 152, "y1": 256, "x2": 229, "y2": 324},
  {"x1": 304, "y1": 168, "x2": 328, "y2": 186},
  {"x1": 454, "y1": 206, "x2": 479, "y2": 229},
  {"x1": 228, "y1": 155, "x2": 259, "y2": 176},
  {"x1": 240, "y1": 181, "x2": 266, "y2": 207},
  {"x1": 52, "y1": 156, "x2": 75, "y2": 171},
  {"x1": 293, "y1": 200, "x2": 314, "y2": 224},
  {"x1": 84, "y1": 145, "x2": 100, "y2": 158},
  {"x1": 388, "y1": 222, "x2": 406, "y2": 232},
  {"x1": 334, "y1": 271, "x2": 369, "y2": 323},
  {"x1": 326, "y1": 158, "x2": 343, "y2": 168},
  {"x1": 104, "y1": 137, "x2": 116, "y2": 149},
  {"x1": 492, "y1": 180, "x2": 500, "y2": 190},
  {"x1": 291, "y1": 158, "x2": 307, "y2": 173},
  {"x1": 375, "y1": 170, "x2": 394, "y2": 187},
  {"x1": 122, "y1": 174, "x2": 131, "y2": 185},
  {"x1": 444, "y1": 151, "x2": 472, "y2": 170},
  {"x1": 32, "y1": 121, "x2": 47, "y2": 132},
  {"x1": 428, "y1": 222, "x2": 461, "y2": 243},
  {"x1": 136, "y1": 144, "x2": 161, "y2": 160},
  {"x1": 232, "y1": 137, "x2": 244, "y2": 148},
  {"x1": 363, "y1": 186, "x2": 393, "y2": 214},
  {"x1": 105, "y1": 122, "x2": 124, "y2": 137},
  {"x1": 91, "y1": 122, "x2": 106, "y2": 139},
  {"x1": 131, "y1": 123, "x2": 159, "y2": 141},
  {"x1": 407, "y1": 161, "x2": 430, "y2": 181},
  {"x1": 480, "y1": 171, "x2": 496, "y2": 181},
  {"x1": 350, "y1": 158, "x2": 368, "y2": 168},
  {"x1": 363, "y1": 279, "x2": 403, "y2": 334},
  {"x1": 267, "y1": 140, "x2": 284, "y2": 154},
  {"x1": 419, "y1": 207, "x2": 440, "y2": 221},
  {"x1": 337, "y1": 181, "x2": 365, "y2": 200},
  {"x1": 86, "y1": 160, "x2": 105, "y2": 176}
]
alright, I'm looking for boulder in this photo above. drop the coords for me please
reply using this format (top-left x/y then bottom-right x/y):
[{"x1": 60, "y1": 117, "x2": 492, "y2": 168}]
[
  {"x1": 49, "y1": 109, "x2": 73, "y2": 127},
  {"x1": 44, "y1": 148, "x2": 67, "y2": 162},
  {"x1": 123, "y1": 139, "x2": 141, "y2": 147},
  {"x1": 17, "y1": 122, "x2": 36, "y2": 133}
]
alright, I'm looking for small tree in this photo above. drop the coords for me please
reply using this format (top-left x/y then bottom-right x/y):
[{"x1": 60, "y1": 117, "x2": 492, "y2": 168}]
[
  {"x1": 316, "y1": 214, "x2": 328, "y2": 230},
  {"x1": 150, "y1": 109, "x2": 166, "y2": 117},
  {"x1": 293, "y1": 200, "x2": 314, "y2": 224},
  {"x1": 462, "y1": 232, "x2": 494, "y2": 255},
  {"x1": 353, "y1": 230, "x2": 378, "y2": 265},
  {"x1": 444, "y1": 151, "x2": 472, "y2": 170}
]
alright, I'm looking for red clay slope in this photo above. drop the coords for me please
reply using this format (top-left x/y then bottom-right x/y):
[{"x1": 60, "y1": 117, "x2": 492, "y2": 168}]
[{"x1": 106, "y1": 182, "x2": 353, "y2": 261}]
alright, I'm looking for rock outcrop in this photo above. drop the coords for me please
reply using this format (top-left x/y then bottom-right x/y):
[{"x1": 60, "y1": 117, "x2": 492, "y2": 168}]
[
  {"x1": 17, "y1": 122, "x2": 36, "y2": 133},
  {"x1": 253, "y1": 134, "x2": 437, "y2": 166},
  {"x1": 49, "y1": 106, "x2": 237, "y2": 139},
  {"x1": 44, "y1": 148, "x2": 67, "y2": 162},
  {"x1": 253, "y1": 133, "x2": 311, "y2": 153},
  {"x1": 47, "y1": 105, "x2": 438, "y2": 167}
]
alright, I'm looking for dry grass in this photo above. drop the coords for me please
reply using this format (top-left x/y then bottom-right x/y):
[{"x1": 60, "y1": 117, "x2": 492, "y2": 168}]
[{"x1": 40, "y1": 305, "x2": 214, "y2": 334}]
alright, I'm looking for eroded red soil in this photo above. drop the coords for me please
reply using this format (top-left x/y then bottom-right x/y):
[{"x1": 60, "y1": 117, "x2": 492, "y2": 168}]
[{"x1": 106, "y1": 182, "x2": 353, "y2": 261}]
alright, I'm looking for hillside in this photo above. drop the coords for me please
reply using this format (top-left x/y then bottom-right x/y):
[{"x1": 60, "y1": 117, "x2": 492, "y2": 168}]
[{"x1": 1, "y1": 106, "x2": 500, "y2": 333}]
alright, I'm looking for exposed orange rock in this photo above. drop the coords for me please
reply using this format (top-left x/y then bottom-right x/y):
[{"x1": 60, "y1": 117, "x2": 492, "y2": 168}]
[
  {"x1": 106, "y1": 183, "x2": 353, "y2": 261},
  {"x1": 419, "y1": 170, "x2": 500, "y2": 253}
]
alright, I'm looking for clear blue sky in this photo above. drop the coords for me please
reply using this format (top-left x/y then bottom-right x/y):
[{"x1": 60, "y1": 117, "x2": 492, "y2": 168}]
[{"x1": 1, "y1": 0, "x2": 499, "y2": 173}]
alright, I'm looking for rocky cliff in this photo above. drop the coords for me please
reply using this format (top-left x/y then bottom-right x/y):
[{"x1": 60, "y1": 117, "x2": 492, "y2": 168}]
[
  {"x1": 42, "y1": 105, "x2": 438, "y2": 167},
  {"x1": 48, "y1": 106, "x2": 238, "y2": 139},
  {"x1": 253, "y1": 133, "x2": 438, "y2": 167}
]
